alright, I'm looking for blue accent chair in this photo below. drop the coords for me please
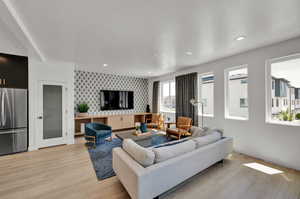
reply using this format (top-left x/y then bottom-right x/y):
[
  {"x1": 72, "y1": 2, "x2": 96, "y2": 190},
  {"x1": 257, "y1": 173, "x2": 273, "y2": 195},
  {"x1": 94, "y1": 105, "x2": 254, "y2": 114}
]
[{"x1": 85, "y1": 123, "x2": 112, "y2": 147}]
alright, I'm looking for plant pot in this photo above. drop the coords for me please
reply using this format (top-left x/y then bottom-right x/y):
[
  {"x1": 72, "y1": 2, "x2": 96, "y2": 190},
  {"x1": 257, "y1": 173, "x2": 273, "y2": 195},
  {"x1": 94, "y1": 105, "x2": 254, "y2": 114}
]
[{"x1": 77, "y1": 112, "x2": 89, "y2": 117}]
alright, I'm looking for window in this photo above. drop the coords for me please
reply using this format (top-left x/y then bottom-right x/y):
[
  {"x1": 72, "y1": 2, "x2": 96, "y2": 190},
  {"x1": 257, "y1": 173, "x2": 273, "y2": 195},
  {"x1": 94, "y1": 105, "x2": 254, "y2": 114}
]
[
  {"x1": 198, "y1": 73, "x2": 214, "y2": 117},
  {"x1": 225, "y1": 66, "x2": 248, "y2": 120},
  {"x1": 240, "y1": 98, "x2": 248, "y2": 108},
  {"x1": 160, "y1": 80, "x2": 175, "y2": 112},
  {"x1": 266, "y1": 54, "x2": 300, "y2": 125}
]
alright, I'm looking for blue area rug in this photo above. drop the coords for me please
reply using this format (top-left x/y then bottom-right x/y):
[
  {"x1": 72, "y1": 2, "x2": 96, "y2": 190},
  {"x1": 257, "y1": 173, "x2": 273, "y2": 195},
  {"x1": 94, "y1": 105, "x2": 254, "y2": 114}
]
[
  {"x1": 87, "y1": 134, "x2": 173, "y2": 180},
  {"x1": 87, "y1": 138, "x2": 122, "y2": 180}
]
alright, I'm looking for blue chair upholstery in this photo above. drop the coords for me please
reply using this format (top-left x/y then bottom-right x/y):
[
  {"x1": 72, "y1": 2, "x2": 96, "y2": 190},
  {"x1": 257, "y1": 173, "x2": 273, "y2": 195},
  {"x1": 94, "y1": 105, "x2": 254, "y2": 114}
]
[{"x1": 85, "y1": 123, "x2": 112, "y2": 146}]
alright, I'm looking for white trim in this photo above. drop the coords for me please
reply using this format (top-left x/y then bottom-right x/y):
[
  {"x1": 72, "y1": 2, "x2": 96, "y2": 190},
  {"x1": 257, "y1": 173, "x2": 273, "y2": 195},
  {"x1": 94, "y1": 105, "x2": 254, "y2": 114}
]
[
  {"x1": 37, "y1": 80, "x2": 68, "y2": 148},
  {"x1": 265, "y1": 53, "x2": 300, "y2": 126},
  {"x1": 201, "y1": 114, "x2": 214, "y2": 118},
  {"x1": 225, "y1": 116, "x2": 248, "y2": 121},
  {"x1": 224, "y1": 64, "x2": 249, "y2": 120}
]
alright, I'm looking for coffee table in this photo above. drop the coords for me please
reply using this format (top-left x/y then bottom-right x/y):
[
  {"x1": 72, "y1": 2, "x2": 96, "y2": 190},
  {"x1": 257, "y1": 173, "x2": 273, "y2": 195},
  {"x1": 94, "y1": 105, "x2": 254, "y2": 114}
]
[{"x1": 114, "y1": 130, "x2": 172, "y2": 147}]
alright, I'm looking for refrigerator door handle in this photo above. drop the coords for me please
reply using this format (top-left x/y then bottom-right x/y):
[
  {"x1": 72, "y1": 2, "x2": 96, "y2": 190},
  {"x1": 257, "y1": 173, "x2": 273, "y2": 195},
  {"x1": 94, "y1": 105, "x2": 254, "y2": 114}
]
[
  {"x1": 0, "y1": 89, "x2": 2, "y2": 127},
  {"x1": 1, "y1": 88, "x2": 14, "y2": 128}
]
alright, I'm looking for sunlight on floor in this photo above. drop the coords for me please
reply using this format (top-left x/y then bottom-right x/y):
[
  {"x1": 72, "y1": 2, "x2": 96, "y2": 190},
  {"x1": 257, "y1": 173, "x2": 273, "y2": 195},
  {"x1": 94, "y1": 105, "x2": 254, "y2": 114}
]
[{"x1": 243, "y1": 163, "x2": 283, "y2": 175}]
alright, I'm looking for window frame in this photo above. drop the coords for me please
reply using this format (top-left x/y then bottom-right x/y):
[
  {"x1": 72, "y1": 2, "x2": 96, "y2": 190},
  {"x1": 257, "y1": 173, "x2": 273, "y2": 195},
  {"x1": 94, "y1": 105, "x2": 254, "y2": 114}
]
[
  {"x1": 159, "y1": 80, "x2": 176, "y2": 113},
  {"x1": 224, "y1": 64, "x2": 249, "y2": 121},
  {"x1": 198, "y1": 72, "x2": 214, "y2": 118},
  {"x1": 265, "y1": 53, "x2": 300, "y2": 126}
]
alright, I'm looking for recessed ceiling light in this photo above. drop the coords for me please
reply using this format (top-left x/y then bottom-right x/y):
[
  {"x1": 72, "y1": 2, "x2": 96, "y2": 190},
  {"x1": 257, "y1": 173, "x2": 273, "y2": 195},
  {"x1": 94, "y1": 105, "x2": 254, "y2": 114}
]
[
  {"x1": 103, "y1": 64, "x2": 108, "y2": 67},
  {"x1": 236, "y1": 36, "x2": 246, "y2": 41},
  {"x1": 186, "y1": 51, "x2": 193, "y2": 55}
]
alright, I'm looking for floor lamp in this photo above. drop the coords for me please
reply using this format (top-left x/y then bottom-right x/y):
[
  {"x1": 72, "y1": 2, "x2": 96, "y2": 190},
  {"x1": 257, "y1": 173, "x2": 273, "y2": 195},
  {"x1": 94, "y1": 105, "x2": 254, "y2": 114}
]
[{"x1": 190, "y1": 98, "x2": 204, "y2": 129}]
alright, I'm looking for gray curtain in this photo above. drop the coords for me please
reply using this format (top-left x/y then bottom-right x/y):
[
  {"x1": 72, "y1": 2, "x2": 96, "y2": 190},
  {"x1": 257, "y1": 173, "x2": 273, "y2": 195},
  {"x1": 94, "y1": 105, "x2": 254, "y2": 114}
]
[
  {"x1": 175, "y1": 73, "x2": 198, "y2": 126},
  {"x1": 152, "y1": 81, "x2": 160, "y2": 113}
]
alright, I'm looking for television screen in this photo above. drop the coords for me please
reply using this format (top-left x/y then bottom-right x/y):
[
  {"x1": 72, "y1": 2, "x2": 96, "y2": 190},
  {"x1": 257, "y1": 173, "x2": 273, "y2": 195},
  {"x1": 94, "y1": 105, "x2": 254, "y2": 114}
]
[{"x1": 100, "y1": 90, "x2": 134, "y2": 110}]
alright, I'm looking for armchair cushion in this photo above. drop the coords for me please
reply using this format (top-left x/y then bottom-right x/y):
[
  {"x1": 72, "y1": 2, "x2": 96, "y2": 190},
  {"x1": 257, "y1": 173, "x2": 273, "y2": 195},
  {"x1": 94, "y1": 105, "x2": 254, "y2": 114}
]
[
  {"x1": 176, "y1": 117, "x2": 192, "y2": 130},
  {"x1": 85, "y1": 123, "x2": 112, "y2": 145},
  {"x1": 166, "y1": 128, "x2": 192, "y2": 137}
]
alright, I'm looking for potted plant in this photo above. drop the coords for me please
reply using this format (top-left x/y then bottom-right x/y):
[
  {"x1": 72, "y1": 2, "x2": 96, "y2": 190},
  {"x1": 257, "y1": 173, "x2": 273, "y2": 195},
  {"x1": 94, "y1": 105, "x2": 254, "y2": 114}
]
[
  {"x1": 296, "y1": 113, "x2": 300, "y2": 120},
  {"x1": 77, "y1": 103, "x2": 89, "y2": 117},
  {"x1": 279, "y1": 109, "x2": 294, "y2": 122}
]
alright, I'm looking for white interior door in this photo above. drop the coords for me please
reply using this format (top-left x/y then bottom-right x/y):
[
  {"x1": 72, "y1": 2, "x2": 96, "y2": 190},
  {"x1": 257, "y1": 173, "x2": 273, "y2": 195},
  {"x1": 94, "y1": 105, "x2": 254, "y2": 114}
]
[{"x1": 37, "y1": 81, "x2": 67, "y2": 148}]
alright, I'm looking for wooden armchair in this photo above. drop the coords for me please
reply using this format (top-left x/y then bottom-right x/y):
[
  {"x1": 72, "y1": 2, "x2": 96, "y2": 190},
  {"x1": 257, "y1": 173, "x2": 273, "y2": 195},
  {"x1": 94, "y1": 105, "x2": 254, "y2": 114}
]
[
  {"x1": 166, "y1": 117, "x2": 192, "y2": 139},
  {"x1": 146, "y1": 113, "x2": 164, "y2": 129}
]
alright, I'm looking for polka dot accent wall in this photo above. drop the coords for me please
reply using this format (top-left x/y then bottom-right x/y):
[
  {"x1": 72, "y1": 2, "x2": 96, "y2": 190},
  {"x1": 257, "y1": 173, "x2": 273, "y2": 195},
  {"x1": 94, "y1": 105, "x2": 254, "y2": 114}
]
[{"x1": 75, "y1": 70, "x2": 149, "y2": 115}]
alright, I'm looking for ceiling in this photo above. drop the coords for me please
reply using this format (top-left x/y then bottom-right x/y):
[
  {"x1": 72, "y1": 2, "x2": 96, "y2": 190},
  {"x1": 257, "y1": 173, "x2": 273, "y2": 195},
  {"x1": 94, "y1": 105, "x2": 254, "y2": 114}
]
[{"x1": 1, "y1": 0, "x2": 300, "y2": 77}]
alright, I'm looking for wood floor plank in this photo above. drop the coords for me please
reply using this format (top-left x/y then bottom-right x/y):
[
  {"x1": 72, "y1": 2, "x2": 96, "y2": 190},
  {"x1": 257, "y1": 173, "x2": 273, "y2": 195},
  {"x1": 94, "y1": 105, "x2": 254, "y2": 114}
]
[{"x1": 0, "y1": 138, "x2": 298, "y2": 199}]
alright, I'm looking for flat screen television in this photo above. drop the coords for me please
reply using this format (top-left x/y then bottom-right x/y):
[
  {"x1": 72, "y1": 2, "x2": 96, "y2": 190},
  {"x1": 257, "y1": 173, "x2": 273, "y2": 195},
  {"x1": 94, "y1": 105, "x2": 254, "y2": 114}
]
[{"x1": 100, "y1": 90, "x2": 134, "y2": 110}]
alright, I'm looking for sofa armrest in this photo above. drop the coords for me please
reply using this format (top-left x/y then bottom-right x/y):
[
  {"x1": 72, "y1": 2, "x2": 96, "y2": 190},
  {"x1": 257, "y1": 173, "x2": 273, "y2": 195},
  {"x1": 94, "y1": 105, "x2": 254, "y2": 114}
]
[{"x1": 112, "y1": 147, "x2": 146, "y2": 199}]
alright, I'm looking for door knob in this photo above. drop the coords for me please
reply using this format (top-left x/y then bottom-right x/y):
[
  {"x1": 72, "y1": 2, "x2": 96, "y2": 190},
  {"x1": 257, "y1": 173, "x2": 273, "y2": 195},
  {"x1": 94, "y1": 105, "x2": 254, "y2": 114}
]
[{"x1": 37, "y1": 116, "x2": 43, "y2": 119}]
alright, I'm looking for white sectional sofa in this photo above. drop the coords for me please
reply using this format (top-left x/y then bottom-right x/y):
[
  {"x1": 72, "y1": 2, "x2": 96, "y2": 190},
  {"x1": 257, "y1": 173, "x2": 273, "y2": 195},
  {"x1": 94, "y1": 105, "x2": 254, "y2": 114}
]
[{"x1": 113, "y1": 129, "x2": 233, "y2": 199}]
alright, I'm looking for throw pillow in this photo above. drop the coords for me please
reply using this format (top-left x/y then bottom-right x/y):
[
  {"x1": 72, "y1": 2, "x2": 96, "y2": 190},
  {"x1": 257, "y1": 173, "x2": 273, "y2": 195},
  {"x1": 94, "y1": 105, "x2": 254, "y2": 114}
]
[
  {"x1": 122, "y1": 139, "x2": 155, "y2": 167},
  {"x1": 140, "y1": 123, "x2": 148, "y2": 133}
]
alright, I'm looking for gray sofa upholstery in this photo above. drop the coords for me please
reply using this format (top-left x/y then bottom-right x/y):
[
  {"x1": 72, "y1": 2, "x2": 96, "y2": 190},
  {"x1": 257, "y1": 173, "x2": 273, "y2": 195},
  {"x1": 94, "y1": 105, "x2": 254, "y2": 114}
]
[{"x1": 113, "y1": 132, "x2": 233, "y2": 199}]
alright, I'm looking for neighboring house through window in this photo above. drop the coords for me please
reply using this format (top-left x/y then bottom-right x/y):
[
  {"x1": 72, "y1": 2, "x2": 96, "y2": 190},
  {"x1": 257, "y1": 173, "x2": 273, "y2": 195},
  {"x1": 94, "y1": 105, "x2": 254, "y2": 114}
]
[
  {"x1": 266, "y1": 54, "x2": 300, "y2": 125},
  {"x1": 198, "y1": 73, "x2": 214, "y2": 117},
  {"x1": 225, "y1": 65, "x2": 249, "y2": 120}
]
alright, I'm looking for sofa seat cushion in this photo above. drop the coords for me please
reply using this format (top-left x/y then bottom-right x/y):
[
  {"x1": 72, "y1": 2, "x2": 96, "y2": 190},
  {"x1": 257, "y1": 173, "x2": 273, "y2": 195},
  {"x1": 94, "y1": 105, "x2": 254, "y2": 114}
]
[
  {"x1": 152, "y1": 140, "x2": 196, "y2": 163},
  {"x1": 122, "y1": 139, "x2": 155, "y2": 167},
  {"x1": 192, "y1": 131, "x2": 221, "y2": 148}
]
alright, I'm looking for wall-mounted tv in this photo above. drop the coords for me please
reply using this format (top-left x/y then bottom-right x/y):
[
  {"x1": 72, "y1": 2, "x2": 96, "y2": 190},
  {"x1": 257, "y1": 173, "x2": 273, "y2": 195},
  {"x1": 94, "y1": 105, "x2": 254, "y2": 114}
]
[{"x1": 100, "y1": 90, "x2": 134, "y2": 110}]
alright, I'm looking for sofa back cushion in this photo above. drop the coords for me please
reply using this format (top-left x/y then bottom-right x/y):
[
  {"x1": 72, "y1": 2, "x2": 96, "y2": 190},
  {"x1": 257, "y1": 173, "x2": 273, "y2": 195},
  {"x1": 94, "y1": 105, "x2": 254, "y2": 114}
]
[
  {"x1": 122, "y1": 139, "x2": 155, "y2": 167},
  {"x1": 190, "y1": 126, "x2": 207, "y2": 137},
  {"x1": 192, "y1": 131, "x2": 221, "y2": 148},
  {"x1": 152, "y1": 140, "x2": 196, "y2": 163}
]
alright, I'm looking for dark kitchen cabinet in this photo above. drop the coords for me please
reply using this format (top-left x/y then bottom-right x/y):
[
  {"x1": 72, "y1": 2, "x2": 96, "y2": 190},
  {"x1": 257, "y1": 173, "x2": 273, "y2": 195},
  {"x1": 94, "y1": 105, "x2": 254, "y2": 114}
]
[{"x1": 0, "y1": 53, "x2": 28, "y2": 89}]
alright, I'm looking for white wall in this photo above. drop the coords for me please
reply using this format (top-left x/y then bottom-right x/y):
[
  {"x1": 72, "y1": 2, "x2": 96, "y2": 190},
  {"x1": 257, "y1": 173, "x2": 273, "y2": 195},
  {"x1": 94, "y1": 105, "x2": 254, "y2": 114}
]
[
  {"x1": 149, "y1": 37, "x2": 300, "y2": 171},
  {"x1": 28, "y1": 59, "x2": 75, "y2": 150}
]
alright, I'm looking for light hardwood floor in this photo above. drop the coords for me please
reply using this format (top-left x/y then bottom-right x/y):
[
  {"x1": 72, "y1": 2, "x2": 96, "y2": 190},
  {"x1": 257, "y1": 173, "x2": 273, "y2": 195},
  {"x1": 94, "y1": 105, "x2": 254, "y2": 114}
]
[{"x1": 0, "y1": 138, "x2": 299, "y2": 199}]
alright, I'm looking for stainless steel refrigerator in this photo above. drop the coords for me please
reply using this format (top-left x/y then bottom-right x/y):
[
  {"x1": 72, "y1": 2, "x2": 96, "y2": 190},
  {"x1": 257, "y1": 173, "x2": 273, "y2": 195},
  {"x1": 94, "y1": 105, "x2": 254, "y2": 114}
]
[{"x1": 0, "y1": 88, "x2": 27, "y2": 155}]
